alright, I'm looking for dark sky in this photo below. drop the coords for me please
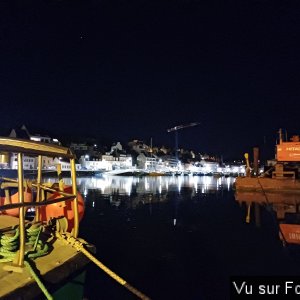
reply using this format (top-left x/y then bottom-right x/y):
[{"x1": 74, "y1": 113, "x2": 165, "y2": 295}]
[{"x1": 1, "y1": 0, "x2": 300, "y2": 160}]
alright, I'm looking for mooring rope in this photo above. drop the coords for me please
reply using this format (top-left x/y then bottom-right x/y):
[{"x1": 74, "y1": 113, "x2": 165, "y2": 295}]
[
  {"x1": 26, "y1": 224, "x2": 49, "y2": 259},
  {"x1": 1, "y1": 224, "x2": 151, "y2": 299},
  {"x1": 24, "y1": 260, "x2": 53, "y2": 300},
  {"x1": 0, "y1": 226, "x2": 19, "y2": 262},
  {"x1": 56, "y1": 232, "x2": 151, "y2": 300},
  {"x1": 0, "y1": 223, "x2": 52, "y2": 299}
]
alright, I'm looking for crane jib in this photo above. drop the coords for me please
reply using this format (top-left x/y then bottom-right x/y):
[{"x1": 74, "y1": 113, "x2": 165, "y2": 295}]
[{"x1": 167, "y1": 122, "x2": 200, "y2": 132}]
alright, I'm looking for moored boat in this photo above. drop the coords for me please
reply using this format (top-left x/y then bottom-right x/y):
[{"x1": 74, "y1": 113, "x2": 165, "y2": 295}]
[
  {"x1": 234, "y1": 129, "x2": 300, "y2": 246},
  {"x1": 0, "y1": 137, "x2": 93, "y2": 299},
  {"x1": 0, "y1": 137, "x2": 151, "y2": 300}
]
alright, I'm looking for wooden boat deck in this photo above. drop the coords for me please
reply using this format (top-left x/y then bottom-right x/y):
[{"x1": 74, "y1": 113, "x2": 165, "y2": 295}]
[
  {"x1": 0, "y1": 215, "x2": 20, "y2": 230},
  {"x1": 0, "y1": 216, "x2": 90, "y2": 300}
]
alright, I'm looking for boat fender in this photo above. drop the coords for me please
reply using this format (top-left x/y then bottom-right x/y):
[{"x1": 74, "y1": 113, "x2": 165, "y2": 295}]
[
  {"x1": 38, "y1": 185, "x2": 85, "y2": 232},
  {"x1": 0, "y1": 186, "x2": 32, "y2": 217}
]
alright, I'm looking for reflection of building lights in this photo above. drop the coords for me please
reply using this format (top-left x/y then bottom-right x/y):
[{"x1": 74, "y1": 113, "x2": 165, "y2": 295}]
[
  {"x1": 45, "y1": 175, "x2": 236, "y2": 199},
  {"x1": 203, "y1": 176, "x2": 212, "y2": 185},
  {"x1": 144, "y1": 178, "x2": 149, "y2": 190},
  {"x1": 232, "y1": 167, "x2": 239, "y2": 173},
  {"x1": 192, "y1": 176, "x2": 198, "y2": 192},
  {"x1": 227, "y1": 177, "x2": 231, "y2": 190},
  {"x1": 177, "y1": 176, "x2": 183, "y2": 192}
]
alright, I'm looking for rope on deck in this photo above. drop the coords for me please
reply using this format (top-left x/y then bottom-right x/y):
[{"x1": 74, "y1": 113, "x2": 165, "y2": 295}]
[
  {"x1": 0, "y1": 226, "x2": 19, "y2": 262},
  {"x1": 56, "y1": 232, "x2": 151, "y2": 300},
  {"x1": 24, "y1": 260, "x2": 53, "y2": 300},
  {"x1": 0, "y1": 223, "x2": 53, "y2": 299}
]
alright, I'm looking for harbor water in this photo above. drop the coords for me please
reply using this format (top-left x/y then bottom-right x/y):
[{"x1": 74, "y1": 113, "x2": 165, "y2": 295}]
[{"x1": 53, "y1": 175, "x2": 300, "y2": 300}]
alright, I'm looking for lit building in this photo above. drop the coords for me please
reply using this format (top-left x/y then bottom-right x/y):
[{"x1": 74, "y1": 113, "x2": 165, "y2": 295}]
[{"x1": 7, "y1": 125, "x2": 61, "y2": 170}]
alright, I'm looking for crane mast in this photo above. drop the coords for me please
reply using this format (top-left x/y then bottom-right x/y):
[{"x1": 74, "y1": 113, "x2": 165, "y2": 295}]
[{"x1": 167, "y1": 122, "x2": 200, "y2": 163}]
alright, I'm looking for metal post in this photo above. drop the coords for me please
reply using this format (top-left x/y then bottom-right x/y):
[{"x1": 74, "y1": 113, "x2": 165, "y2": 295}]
[
  {"x1": 70, "y1": 158, "x2": 79, "y2": 238},
  {"x1": 253, "y1": 147, "x2": 259, "y2": 176},
  {"x1": 56, "y1": 163, "x2": 66, "y2": 208},
  {"x1": 17, "y1": 153, "x2": 25, "y2": 267},
  {"x1": 244, "y1": 153, "x2": 251, "y2": 177},
  {"x1": 35, "y1": 155, "x2": 43, "y2": 222},
  {"x1": 56, "y1": 163, "x2": 65, "y2": 192}
]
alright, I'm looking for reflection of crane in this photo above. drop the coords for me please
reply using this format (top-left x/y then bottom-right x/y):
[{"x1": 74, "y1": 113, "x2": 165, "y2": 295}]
[{"x1": 167, "y1": 122, "x2": 200, "y2": 162}]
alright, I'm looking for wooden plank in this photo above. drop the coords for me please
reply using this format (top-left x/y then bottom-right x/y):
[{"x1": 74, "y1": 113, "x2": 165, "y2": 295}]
[
  {"x1": 0, "y1": 215, "x2": 20, "y2": 230},
  {"x1": 0, "y1": 238, "x2": 91, "y2": 299}
]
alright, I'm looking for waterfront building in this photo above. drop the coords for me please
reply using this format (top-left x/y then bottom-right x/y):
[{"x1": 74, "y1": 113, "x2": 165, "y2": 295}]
[
  {"x1": 9, "y1": 125, "x2": 61, "y2": 145},
  {"x1": 5, "y1": 125, "x2": 61, "y2": 170},
  {"x1": 52, "y1": 158, "x2": 81, "y2": 171},
  {"x1": 101, "y1": 153, "x2": 133, "y2": 171},
  {"x1": 79, "y1": 155, "x2": 105, "y2": 171},
  {"x1": 136, "y1": 153, "x2": 182, "y2": 173},
  {"x1": 1, "y1": 125, "x2": 246, "y2": 175},
  {"x1": 136, "y1": 153, "x2": 156, "y2": 170},
  {"x1": 10, "y1": 153, "x2": 35, "y2": 170}
]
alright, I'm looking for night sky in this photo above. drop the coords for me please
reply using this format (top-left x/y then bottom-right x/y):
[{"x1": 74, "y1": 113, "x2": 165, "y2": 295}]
[{"x1": 1, "y1": 0, "x2": 300, "y2": 161}]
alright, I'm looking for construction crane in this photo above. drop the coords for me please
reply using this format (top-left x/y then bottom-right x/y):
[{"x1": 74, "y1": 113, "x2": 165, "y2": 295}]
[
  {"x1": 167, "y1": 122, "x2": 200, "y2": 162},
  {"x1": 167, "y1": 122, "x2": 200, "y2": 132}
]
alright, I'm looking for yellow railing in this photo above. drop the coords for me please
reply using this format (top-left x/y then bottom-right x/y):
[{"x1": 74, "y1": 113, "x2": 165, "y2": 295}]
[{"x1": 0, "y1": 137, "x2": 79, "y2": 268}]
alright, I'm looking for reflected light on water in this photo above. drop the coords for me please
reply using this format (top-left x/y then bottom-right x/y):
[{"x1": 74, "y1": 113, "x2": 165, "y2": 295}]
[
  {"x1": 144, "y1": 177, "x2": 149, "y2": 191},
  {"x1": 177, "y1": 176, "x2": 183, "y2": 193},
  {"x1": 192, "y1": 176, "x2": 198, "y2": 192},
  {"x1": 227, "y1": 177, "x2": 232, "y2": 191},
  {"x1": 44, "y1": 175, "x2": 236, "y2": 197}
]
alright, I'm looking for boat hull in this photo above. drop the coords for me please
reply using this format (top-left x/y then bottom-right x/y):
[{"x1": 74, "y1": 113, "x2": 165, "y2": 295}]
[
  {"x1": 279, "y1": 224, "x2": 300, "y2": 245},
  {"x1": 234, "y1": 176, "x2": 300, "y2": 219}
]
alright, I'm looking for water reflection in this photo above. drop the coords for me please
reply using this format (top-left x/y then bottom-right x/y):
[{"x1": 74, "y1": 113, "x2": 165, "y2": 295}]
[
  {"x1": 45, "y1": 175, "x2": 236, "y2": 197},
  {"x1": 77, "y1": 174, "x2": 258, "y2": 300},
  {"x1": 43, "y1": 174, "x2": 296, "y2": 300}
]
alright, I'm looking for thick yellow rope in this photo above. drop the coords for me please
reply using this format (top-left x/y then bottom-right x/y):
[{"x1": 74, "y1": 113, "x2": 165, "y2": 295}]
[{"x1": 56, "y1": 232, "x2": 151, "y2": 300}]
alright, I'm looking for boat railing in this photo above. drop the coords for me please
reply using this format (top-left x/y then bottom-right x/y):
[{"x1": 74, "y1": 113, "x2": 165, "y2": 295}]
[
  {"x1": 0, "y1": 137, "x2": 79, "y2": 268},
  {"x1": 0, "y1": 137, "x2": 152, "y2": 300}
]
